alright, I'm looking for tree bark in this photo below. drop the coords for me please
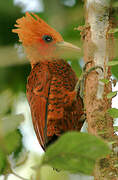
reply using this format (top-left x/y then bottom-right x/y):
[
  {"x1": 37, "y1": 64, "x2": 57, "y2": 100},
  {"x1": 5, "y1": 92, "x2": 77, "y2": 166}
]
[
  {"x1": 83, "y1": 0, "x2": 118, "y2": 179},
  {"x1": 84, "y1": 0, "x2": 114, "y2": 137}
]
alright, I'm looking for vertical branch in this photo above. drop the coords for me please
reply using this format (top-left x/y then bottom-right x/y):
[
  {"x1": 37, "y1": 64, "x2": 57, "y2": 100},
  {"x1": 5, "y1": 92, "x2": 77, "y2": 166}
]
[
  {"x1": 87, "y1": 1, "x2": 108, "y2": 100},
  {"x1": 83, "y1": 0, "x2": 118, "y2": 179},
  {"x1": 84, "y1": 0, "x2": 114, "y2": 138}
]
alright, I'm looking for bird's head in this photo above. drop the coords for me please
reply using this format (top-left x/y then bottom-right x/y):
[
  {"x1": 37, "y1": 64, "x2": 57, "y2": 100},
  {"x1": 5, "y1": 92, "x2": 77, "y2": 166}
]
[{"x1": 13, "y1": 12, "x2": 80, "y2": 67}]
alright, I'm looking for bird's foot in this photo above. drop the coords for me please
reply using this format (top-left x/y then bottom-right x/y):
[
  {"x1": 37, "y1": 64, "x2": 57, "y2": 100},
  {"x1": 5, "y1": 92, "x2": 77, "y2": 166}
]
[
  {"x1": 75, "y1": 61, "x2": 103, "y2": 99},
  {"x1": 79, "y1": 114, "x2": 86, "y2": 122}
]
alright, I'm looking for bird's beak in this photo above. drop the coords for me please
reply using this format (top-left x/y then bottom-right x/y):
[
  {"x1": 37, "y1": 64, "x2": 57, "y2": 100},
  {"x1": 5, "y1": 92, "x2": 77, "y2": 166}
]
[
  {"x1": 55, "y1": 41, "x2": 81, "y2": 59},
  {"x1": 56, "y1": 41, "x2": 81, "y2": 52}
]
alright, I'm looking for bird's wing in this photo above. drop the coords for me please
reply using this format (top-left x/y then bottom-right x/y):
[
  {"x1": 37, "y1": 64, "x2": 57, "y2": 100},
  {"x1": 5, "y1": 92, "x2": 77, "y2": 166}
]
[{"x1": 26, "y1": 65, "x2": 51, "y2": 150}]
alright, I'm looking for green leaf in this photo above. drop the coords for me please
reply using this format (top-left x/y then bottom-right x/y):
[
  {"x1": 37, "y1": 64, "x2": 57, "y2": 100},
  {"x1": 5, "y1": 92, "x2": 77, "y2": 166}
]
[
  {"x1": 114, "y1": 164, "x2": 118, "y2": 168},
  {"x1": 42, "y1": 132, "x2": 110, "y2": 175},
  {"x1": 107, "y1": 91, "x2": 117, "y2": 99},
  {"x1": 0, "y1": 114, "x2": 24, "y2": 136},
  {"x1": 107, "y1": 108, "x2": 118, "y2": 118},
  {"x1": 107, "y1": 61, "x2": 118, "y2": 66},
  {"x1": 108, "y1": 141, "x2": 116, "y2": 146},
  {"x1": 4, "y1": 129, "x2": 22, "y2": 155},
  {"x1": 114, "y1": 126, "x2": 118, "y2": 132},
  {"x1": 111, "y1": 64, "x2": 118, "y2": 80},
  {"x1": 108, "y1": 28, "x2": 118, "y2": 34},
  {"x1": 0, "y1": 149, "x2": 6, "y2": 174},
  {"x1": 0, "y1": 90, "x2": 13, "y2": 114},
  {"x1": 100, "y1": 79, "x2": 109, "y2": 84}
]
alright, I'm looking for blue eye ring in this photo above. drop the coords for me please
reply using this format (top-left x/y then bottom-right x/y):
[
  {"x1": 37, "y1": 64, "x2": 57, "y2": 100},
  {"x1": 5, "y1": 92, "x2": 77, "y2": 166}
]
[{"x1": 42, "y1": 35, "x2": 53, "y2": 43}]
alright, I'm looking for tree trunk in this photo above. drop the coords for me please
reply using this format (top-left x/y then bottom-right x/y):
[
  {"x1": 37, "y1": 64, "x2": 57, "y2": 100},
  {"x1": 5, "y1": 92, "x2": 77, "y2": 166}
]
[{"x1": 83, "y1": 0, "x2": 118, "y2": 179}]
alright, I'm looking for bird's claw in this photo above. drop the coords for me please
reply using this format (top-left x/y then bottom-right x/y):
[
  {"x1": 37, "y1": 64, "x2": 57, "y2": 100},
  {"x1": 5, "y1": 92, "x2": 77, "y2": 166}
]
[{"x1": 75, "y1": 61, "x2": 103, "y2": 99}]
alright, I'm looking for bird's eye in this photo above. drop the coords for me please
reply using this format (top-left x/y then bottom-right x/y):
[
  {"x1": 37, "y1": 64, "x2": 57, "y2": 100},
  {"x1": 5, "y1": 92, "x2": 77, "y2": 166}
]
[{"x1": 42, "y1": 35, "x2": 53, "y2": 43}]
